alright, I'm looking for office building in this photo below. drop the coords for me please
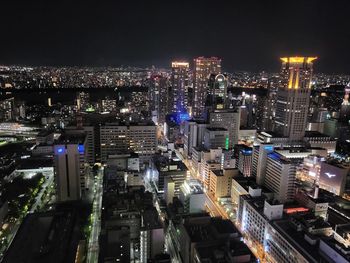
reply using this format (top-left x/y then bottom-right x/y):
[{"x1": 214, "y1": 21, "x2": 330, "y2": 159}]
[
  {"x1": 340, "y1": 85, "x2": 350, "y2": 121},
  {"x1": 149, "y1": 74, "x2": 169, "y2": 124},
  {"x1": 252, "y1": 143, "x2": 274, "y2": 185},
  {"x1": 209, "y1": 168, "x2": 238, "y2": 199},
  {"x1": 208, "y1": 109, "x2": 240, "y2": 147},
  {"x1": 170, "y1": 214, "x2": 251, "y2": 263},
  {"x1": 193, "y1": 57, "x2": 221, "y2": 117},
  {"x1": 100, "y1": 122, "x2": 157, "y2": 163},
  {"x1": 66, "y1": 126, "x2": 95, "y2": 166},
  {"x1": 237, "y1": 146, "x2": 253, "y2": 177},
  {"x1": 54, "y1": 133, "x2": 86, "y2": 202},
  {"x1": 179, "y1": 179, "x2": 205, "y2": 213},
  {"x1": 203, "y1": 127, "x2": 229, "y2": 149},
  {"x1": 264, "y1": 150, "x2": 308, "y2": 203},
  {"x1": 101, "y1": 97, "x2": 117, "y2": 112},
  {"x1": 151, "y1": 155, "x2": 187, "y2": 195},
  {"x1": 183, "y1": 120, "x2": 207, "y2": 158},
  {"x1": 170, "y1": 62, "x2": 189, "y2": 113},
  {"x1": 318, "y1": 160, "x2": 349, "y2": 196},
  {"x1": 140, "y1": 208, "x2": 165, "y2": 263},
  {"x1": 197, "y1": 148, "x2": 223, "y2": 187},
  {"x1": 274, "y1": 57, "x2": 317, "y2": 141},
  {"x1": 207, "y1": 73, "x2": 228, "y2": 110},
  {"x1": 76, "y1": 91, "x2": 90, "y2": 111}
]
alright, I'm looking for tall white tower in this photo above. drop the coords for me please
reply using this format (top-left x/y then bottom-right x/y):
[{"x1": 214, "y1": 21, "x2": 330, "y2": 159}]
[{"x1": 274, "y1": 57, "x2": 317, "y2": 141}]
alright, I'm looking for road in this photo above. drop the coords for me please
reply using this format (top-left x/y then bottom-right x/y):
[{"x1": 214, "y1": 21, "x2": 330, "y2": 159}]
[
  {"x1": 87, "y1": 167, "x2": 104, "y2": 263},
  {"x1": 174, "y1": 149, "x2": 264, "y2": 262}
]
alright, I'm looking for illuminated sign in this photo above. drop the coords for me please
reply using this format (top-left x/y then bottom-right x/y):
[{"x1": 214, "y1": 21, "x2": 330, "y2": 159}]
[
  {"x1": 175, "y1": 112, "x2": 190, "y2": 124},
  {"x1": 56, "y1": 146, "x2": 65, "y2": 155},
  {"x1": 78, "y1": 144, "x2": 85, "y2": 154},
  {"x1": 225, "y1": 137, "x2": 229, "y2": 150},
  {"x1": 263, "y1": 145, "x2": 274, "y2": 152},
  {"x1": 284, "y1": 207, "x2": 309, "y2": 214},
  {"x1": 325, "y1": 172, "x2": 336, "y2": 178}
]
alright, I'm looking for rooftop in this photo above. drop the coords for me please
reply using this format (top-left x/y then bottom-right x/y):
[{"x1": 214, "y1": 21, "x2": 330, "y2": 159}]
[{"x1": 3, "y1": 210, "x2": 77, "y2": 263}]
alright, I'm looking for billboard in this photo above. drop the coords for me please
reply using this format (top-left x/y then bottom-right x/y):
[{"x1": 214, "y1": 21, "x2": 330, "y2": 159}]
[{"x1": 319, "y1": 162, "x2": 348, "y2": 195}]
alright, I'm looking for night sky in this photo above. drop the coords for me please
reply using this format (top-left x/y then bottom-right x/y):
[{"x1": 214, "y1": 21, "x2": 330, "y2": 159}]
[{"x1": 1, "y1": 0, "x2": 350, "y2": 73}]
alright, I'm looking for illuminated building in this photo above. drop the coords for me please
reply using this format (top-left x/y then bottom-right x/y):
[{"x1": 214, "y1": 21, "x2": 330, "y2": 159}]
[
  {"x1": 237, "y1": 146, "x2": 253, "y2": 177},
  {"x1": 183, "y1": 120, "x2": 207, "y2": 158},
  {"x1": 100, "y1": 122, "x2": 157, "y2": 163},
  {"x1": 318, "y1": 161, "x2": 349, "y2": 196},
  {"x1": 76, "y1": 91, "x2": 90, "y2": 111},
  {"x1": 0, "y1": 97, "x2": 15, "y2": 121},
  {"x1": 264, "y1": 150, "x2": 309, "y2": 203},
  {"x1": 179, "y1": 179, "x2": 205, "y2": 213},
  {"x1": 208, "y1": 109, "x2": 241, "y2": 147},
  {"x1": 209, "y1": 168, "x2": 238, "y2": 199},
  {"x1": 101, "y1": 97, "x2": 117, "y2": 112},
  {"x1": 231, "y1": 177, "x2": 262, "y2": 205},
  {"x1": 195, "y1": 148, "x2": 235, "y2": 187},
  {"x1": 207, "y1": 73, "x2": 228, "y2": 110},
  {"x1": 252, "y1": 143, "x2": 274, "y2": 185},
  {"x1": 203, "y1": 127, "x2": 229, "y2": 150},
  {"x1": 296, "y1": 155, "x2": 325, "y2": 185},
  {"x1": 265, "y1": 219, "x2": 323, "y2": 263},
  {"x1": 274, "y1": 57, "x2": 317, "y2": 141},
  {"x1": 193, "y1": 57, "x2": 221, "y2": 117},
  {"x1": 151, "y1": 155, "x2": 187, "y2": 195},
  {"x1": 340, "y1": 84, "x2": 350, "y2": 121},
  {"x1": 149, "y1": 74, "x2": 169, "y2": 124},
  {"x1": 170, "y1": 62, "x2": 189, "y2": 113},
  {"x1": 304, "y1": 131, "x2": 337, "y2": 154},
  {"x1": 54, "y1": 133, "x2": 86, "y2": 202},
  {"x1": 140, "y1": 208, "x2": 165, "y2": 263},
  {"x1": 174, "y1": 215, "x2": 249, "y2": 263},
  {"x1": 66, "y1": 126, "x2": 95, "y2": 166}
]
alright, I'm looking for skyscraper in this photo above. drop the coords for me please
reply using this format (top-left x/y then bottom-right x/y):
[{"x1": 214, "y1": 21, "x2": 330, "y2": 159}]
[
  {"x1": 54, "y1": 134, "x2": 86, "y2": 202},
  {"x1": 170, "y1": 62, "x2": 189, "y2": 114},
  {"x1": 274, "y1": 57, "x2": 317, "y2": 141},
  {"x1": 149, "y1": 74, "x2": 169, "y2": 124},
  {"x1": 207, "y1": 73, "x2": 228, "y2": 110},
  {"x1": 193, "y1": 57, "x2": 221, "y2": 117}
]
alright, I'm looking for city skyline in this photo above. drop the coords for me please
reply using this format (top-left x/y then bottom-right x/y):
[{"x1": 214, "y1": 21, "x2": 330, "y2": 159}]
[
  {"x1": 0, "y1": 2, "x2": 350, "y2": 263},
  {"x1": 1, "y1": 1, "x2": 350, "y2": 73}
]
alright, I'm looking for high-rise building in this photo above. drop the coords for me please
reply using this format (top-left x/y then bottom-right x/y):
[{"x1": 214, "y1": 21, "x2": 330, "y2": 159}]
[
  {"x1": 100, "y1": 122, "x2": 157, "y2": 163},
  {"x1": 149, "y1": 74, "x2": 169, "y2": 124},
  {"x1": 238, "y1": 146, "x2": 253, "y2": 177},
  {"x1": 207, "y1": 73, "x2": 228, "y2": 110},
  {"x1": 193, "y1": 57, "x2": 221, "y2": 117},
  {"x1": 179, "y1": 179, "x2": 205, "y2": 213},
  {"x1": 274, "y1": 57, "x2": 317, "y2": 141},
  {"x1": 252, "y1": 144, "x2": 274, "y2": 185},
  {"x1": 76, "y1": 91, "x2": 90, "y2": 111},
  {"x1": 208, "y1": 109, "x2": 241, "y2": 147},
  {"x1": 101, "y1": 97, "x2": 117, "y2": 112},
  {"x1": 203, "y1": 127, "x2": 229, "y2": 150},
  {"x1": 140, "y1": 208, "x2": 165, "y2": 263},
  {"x1": 183, "y1": 120, "x2": 207, "y2": 158},
  {"x1": 264, "y1": 150, "x2": 309, "y2": 203},
  {"x1": 209, "y1": 168, "x2": 238, "y2": 199},
  {"x1": 340, "y1": 84, "x2": 350, "y2": 121},
  {"x1": 170, "y1": 62, "x2": 189, "y2": 114},
  {"x1": 54, "y1": 134, "x2": 86, "y2": 202}
]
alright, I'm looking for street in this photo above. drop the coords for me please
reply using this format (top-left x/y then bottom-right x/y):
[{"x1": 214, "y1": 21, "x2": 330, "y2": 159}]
[
  {"x1": 174, "y1": 149, "x2": 264, "y2": 262},
  {"x1": 86, "y1": 167, "x2": 104, "y2": 263}
]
